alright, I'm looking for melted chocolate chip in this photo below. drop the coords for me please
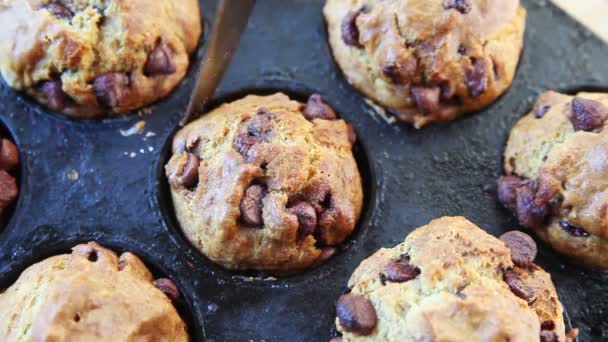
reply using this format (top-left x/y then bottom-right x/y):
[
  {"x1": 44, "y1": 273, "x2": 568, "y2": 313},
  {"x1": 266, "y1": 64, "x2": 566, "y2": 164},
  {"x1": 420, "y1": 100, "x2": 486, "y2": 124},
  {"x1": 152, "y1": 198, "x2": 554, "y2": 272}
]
[
  {"x1": 497, "y1": 176, "x2": 550, "y2": 229},
  {"x1": 515, "y1": 183, "x2": 550, "y2": 229},
  {"x1": 341, "y1": 9, "x2": 365, "y2": 47},
  {"x1": 153, "y1": 278, "x2": 180, "y2": 300},
  {"x1": 302, "y1": 94, "x2": 337, "y2": 121},
  {"x1": 0, "y1": 139, "x2": 19, "y2": 171},
  {"x1": 570, "y1": 97, "x2": 608, "y2": 131},
  {"x1": 172, "y1": 153, "x2": 199, "y2": 189},
  {"x1": 381, "y1": 57, "x2": 418, "y2": 84},
  {"x1": 144, "y1": 43, "x2": 176, "y2": 76},
  {"x1": 559, "y1": 220, "x2": 590, "y2": 237},
  {"x1": 541, "y1": 320, "x2": 556, "y2": 331},
  {"x1": 39, "y1": 80, "x2": 67, "y2": 111},
  {"x1": 443, "y1": 0, "x2": 472, "y2": 14},
  {"x1": 411, "y1": 85, "x2": 440, "y2": 115},
  {"x1": 234, "y1": 109, "x2": 274, "y2": 159},
  {"x1": 240, "y1": 184, "x2": 267, "y2": 227},
  {"x1": 336, "y1": 294, "x2": 377, "y2": 335},
  {"x1": 499, "y1": 231, "x2": 537, "y2": 267},
  {"x1": 497, "y1": 175, "x2": 526, "y2": 210},
  {"x1": 287, "y1": 201, "x2": 317, "y2": 239},
  {"x1": 457, "y1": 44, "x2": 467, "y2": 55},
  {"x1": 234, "y1": 133, "x2": 258, "y2": 158},
  {"x1": 503, "y1": 270, "x2": 534, "y2": 301},
  {"x1": 93, "y1": 72, "x2": 130, "y2": 109},
  {"x1": 45, "y1": 3, "x2": 73, "y2": 19},
  {"x1": 382, "y1": 255, "x2": 420, "y2": 283},
  {"x1": 466, "y1": 58, "x2": 487, "y2": 97}
]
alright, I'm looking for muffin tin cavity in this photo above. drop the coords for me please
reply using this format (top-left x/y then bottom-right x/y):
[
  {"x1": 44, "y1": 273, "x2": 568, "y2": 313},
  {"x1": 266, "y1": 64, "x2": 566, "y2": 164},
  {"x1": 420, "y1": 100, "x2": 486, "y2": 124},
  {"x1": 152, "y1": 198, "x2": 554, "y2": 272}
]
[
  {"x1": 156, "y1": 85, "x2": 377, "y2": 283},
  {"x1": 0, "y1": 235, "x2": 204, "y2": 342}
]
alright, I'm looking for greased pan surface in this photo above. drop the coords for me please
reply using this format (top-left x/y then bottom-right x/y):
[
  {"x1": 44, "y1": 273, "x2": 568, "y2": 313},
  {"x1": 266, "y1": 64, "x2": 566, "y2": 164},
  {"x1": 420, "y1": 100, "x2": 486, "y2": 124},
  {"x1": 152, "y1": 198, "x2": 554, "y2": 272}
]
[{"x1": 0, "y1": 0, "x2": 607, "y2": 341}]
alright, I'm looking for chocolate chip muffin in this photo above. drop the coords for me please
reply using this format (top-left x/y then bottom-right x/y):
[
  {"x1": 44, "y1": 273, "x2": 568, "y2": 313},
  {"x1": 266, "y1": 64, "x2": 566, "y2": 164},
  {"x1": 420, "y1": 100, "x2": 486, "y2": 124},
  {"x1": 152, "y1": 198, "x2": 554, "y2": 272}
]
[
  {"x1": 166, "y1": 93, "x2": 363, "y2": 272},
  {"x1": 0, "y1": 242, "x2": 187, "y2": 341},
  {"x1": 498, "y1": 91, "x2": 608, "y2": 269},
  {"x1": 0, "y1": 137, "x2": 19, "y2": 224},
  {"x1": 334, "y1": 216, "x2": 565, "y2": 341},
  {"x1": 0, "y1": 0, "x2": 201, "y2": 118},
  {"x1": 323, "y1": 0, "x2": 526, "y2": 128}
]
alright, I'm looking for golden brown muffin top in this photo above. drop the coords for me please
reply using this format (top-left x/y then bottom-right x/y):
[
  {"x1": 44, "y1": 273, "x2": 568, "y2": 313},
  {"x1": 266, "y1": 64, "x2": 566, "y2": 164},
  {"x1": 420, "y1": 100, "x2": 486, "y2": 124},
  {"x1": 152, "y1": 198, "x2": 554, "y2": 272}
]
[
  {"x1": 0, "y1": 0, "x2": 201, "y2": 117},
  {"x1": 335, "y1": 216, "x2": 565, "y2": 341},
  {"x1": 324, "y1": 0, "x2": 525, "y2": 127},
  {"x1": 166, "y1": 93, "x2": 363, "y2": 272},
  {"x1": 0, "y1": 242, "x2": 188, "y2": 341}
]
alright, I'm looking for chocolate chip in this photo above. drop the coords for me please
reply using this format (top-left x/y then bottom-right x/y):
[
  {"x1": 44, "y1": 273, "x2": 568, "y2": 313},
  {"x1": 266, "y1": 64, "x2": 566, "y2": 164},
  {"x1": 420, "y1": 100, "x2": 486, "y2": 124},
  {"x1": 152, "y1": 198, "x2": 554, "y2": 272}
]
[
  {"x1": 499, "y1": 231, "x2": 537, "y2": 267},
  {"x1": 287, "y1": 201, "x2": 317, "y2": 240},
  {"x1": 382, "y1": 255, "x2": 420, "y2": 283},
  {"x1": 172, "y1": 153, "x2": 199, "y2": 189},
  {"x1": 411, "y1": 85, "x2": 440, "y2": 115},
  {"x1": 93, "y1": 72, "x2": 130, "y2": 109},
  {"x1": 497, "y1": 175, "x2": 526, "y2": 210},
  {"x1": 336, "y1": 294, "x2": 377, "y2": 335},
  {"x1": 0, "y1": 170, "x2": 17, "y2": 208},
  {"x1": 302, "y1": 94, "x2": 337, "y2": 121},
  {"x1": 381, "y1": 57, "x2": 418, "y2": 85},
  {"x1": 515, "y1": 183, "x2": 550, "y2": 229},
  {"x1": 240, "y1": 184, "x2": 266, "y2": 227},
  {"x1": 540, "y1": 331, "x2": 558, "y2": 342},
  {"x1": 249, "y1": 108, "x2": 274, "y2": 135},
  {"x1": 503, "y1": 270, "x2": 534, "y2": 301},
  {"x1": 535, "y1": 104, "x2": 551, "y2": 119},
  {"x1": 570, "y1": 97, "x2": 608, "y2": 132},
  {"x1": 457, "y1": 44, "x2": 467, "y2": 55},
  {"x1": 234, "y1": 133, "x2": 258, "y2": 158},
  {"x1": 443, "y1": 0, "x2": 472, "y2": 14},
  {"x1": 45, "y1": 3, "x2": 73, "y2": 19},
  {"x1": 0, "y1": 139, "x2": 19, "y2": 171},
  {"x1": 498, "y1": 176, "x2": 550, "y2": 229},
  {"x1": 144, "y1": 43, "x2": 176, "y2": 76},
  {"x1": 39, "y1": 80, "x2": 67, "y2": 111},
  {"x1": 153, "y1": 278, "x2": 180, "y2": 300},
  {"x1": 559, "y1": 220, "x2": 590, "y2": 237},
  {"x1": 541, "y1": 320, "x2": 556, "y2": 331},
  {"x1": 341, "y1": 9, "x2": 365, "y2": 47},
  {"x1": 298, "y1": 181, "x2": 332, "y2": 214},
  {"x1": 466, "y1": 58, "x2": 487, "y2": 97},
  {"x1": 234, "y1": 110, "x2": 274, "y2": 159}
]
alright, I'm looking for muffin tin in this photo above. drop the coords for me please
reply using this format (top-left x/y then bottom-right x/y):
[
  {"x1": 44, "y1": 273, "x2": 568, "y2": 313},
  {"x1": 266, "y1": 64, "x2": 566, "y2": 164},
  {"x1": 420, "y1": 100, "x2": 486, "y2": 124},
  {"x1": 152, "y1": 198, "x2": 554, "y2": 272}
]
[{"x1": 0, "y1": 0, "x2": 607, "y2": 341}]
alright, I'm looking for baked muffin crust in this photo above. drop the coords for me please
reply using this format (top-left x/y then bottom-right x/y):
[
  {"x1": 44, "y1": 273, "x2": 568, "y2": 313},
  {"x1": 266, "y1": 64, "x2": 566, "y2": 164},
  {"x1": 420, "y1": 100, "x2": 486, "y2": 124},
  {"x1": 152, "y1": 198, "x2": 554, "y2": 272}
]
[
  {"x1": 0, "y1": 0, "x2": 201, "y2": 118},
  {"x1": 324, "y1": 0, "x2": 526, "y2": 128},
  {"x1": 499, "y1": 91, "x2": 608, "y2": 269},
  {"x1": 0, "y1": 242, "x2": 188, "y2": 341},
  {"x1": 334, "y1": 216, "x2": 565, "y2": 341},
  {"x1": 166, "y1": 93, "x2": 363, "y2": 272}
]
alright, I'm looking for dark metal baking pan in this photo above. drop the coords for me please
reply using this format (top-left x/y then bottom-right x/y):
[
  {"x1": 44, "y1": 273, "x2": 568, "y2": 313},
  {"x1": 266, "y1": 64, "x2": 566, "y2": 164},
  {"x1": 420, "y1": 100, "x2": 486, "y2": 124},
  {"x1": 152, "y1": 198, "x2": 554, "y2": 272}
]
[{"x1": 0, "y1": 0, "x2": 607, "y2": 341}]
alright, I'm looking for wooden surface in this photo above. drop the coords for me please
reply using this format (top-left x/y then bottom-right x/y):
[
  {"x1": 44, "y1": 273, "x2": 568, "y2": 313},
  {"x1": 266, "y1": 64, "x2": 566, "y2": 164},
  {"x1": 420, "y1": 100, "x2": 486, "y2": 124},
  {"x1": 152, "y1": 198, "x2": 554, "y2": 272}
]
[{"x1": 551, "y1": 0, "x2": 608, "y2": 43}]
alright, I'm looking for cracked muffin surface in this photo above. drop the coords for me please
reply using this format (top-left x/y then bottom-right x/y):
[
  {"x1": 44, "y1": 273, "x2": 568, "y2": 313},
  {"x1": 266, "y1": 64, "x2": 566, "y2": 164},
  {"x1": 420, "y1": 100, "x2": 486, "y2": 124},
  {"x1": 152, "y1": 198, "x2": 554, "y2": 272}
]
[
  {"x1": 323, "y1": 0, "x2": 526, "y2": 128},
  {"x1": 165, "y1": 93, "x2": 363, "y2": 272},
  {"x1": 0, "y1": 0, "x2": 201, "y2": 118},
  {"x1": 333, "y1": 216, "x2": 565, "y2": 342},
  {"x1": 0, "y1": 242, "x2": 188, "y2": 341},
  {"x1": 498, "y1": 91, "x2": 608, "y2": 269}
]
